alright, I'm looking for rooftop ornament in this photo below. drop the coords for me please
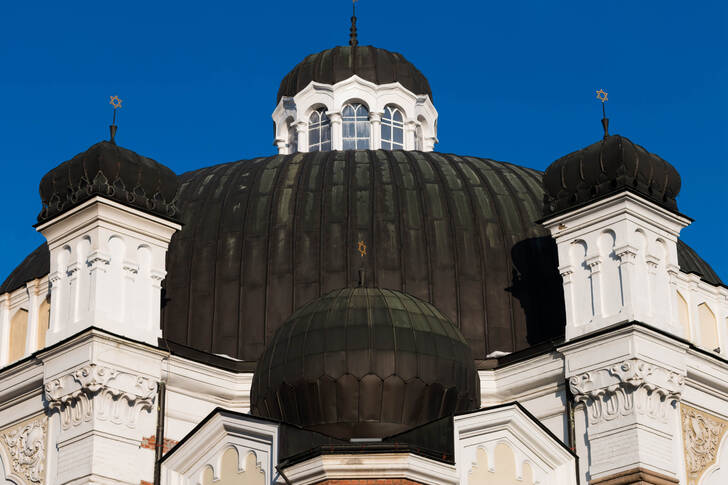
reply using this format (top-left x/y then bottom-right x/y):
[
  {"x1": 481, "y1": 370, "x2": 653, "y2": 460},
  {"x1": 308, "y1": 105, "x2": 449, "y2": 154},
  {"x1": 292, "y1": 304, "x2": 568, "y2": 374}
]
[
  {"x1": 596, "y1": 89, "x2": 609, "y2": 138},
  {"x1": 109, "y1": 95, "x2": 122, "y2": 144},
  {"x1": 350, "y1": 0, "x2": 359, "y2": 47}
]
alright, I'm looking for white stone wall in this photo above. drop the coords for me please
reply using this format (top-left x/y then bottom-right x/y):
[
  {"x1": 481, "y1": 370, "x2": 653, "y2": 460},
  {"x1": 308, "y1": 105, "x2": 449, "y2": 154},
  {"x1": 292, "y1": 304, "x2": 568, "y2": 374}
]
[{"x1": 37, "y1": 197, "x2": 180, "y2": 347}]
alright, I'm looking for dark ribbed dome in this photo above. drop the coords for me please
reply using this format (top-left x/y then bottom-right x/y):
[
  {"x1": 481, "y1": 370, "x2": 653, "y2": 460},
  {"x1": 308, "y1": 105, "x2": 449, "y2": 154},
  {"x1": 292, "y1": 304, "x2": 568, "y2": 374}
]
[
  {"x1": 162, "y1": 151, "x2": 567, "y2": 362},
  {"x1": 543, "y1": 135, "x2": 682, "y2": 216},
  {"x1": 250, "y1": 287, "x2": 480, "y2": 439},
  {"x1": 5, "y1": 150, "x2": 723, "y2": 366},
  {"x1": 38, "y1": 141, "x2": 179, "y2": 223},
  {"x1": 277, "y1": 46, "x2": 432, "y2": 101}
]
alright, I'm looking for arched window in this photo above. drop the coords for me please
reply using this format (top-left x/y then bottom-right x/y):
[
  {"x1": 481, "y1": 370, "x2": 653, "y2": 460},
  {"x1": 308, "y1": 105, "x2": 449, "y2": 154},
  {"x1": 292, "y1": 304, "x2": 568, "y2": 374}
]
[
  {"x1": 381, "y1": 105, "x2": 404, "y2": 150},
  {"x1": 342, "y1": 103, "x2": 370, "y2": 150},
  {"x1": 308, "y1": 109, "x2": 331, "y2": 152}
]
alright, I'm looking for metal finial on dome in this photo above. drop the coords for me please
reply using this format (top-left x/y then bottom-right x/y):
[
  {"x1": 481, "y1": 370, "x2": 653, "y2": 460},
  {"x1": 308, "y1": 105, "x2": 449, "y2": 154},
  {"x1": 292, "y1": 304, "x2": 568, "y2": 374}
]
[
  {"x1": 357, "y1": 239, "x2": 367, "y2": 286},
  {"x1": 109, "y1": 95, "x2": 122, "y2": 144},
  {"x1": 596, "y1": 89, "x2": 609, "y2": 138},
  {"x1": 349, "y1": 0, "x2": 359, "y2": 47}
]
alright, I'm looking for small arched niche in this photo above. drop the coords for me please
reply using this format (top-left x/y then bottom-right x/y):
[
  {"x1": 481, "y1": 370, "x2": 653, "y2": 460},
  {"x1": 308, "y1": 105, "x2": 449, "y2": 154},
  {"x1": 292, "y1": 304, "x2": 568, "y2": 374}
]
[
  {"x1": 698, "y1": 303, "x2": 719, "y2": 351},
  {"x1": 201, "y1": 447, "x2": 265, "y2": 485},
  {"x1": 9, "y1": 309, "x2": 29, "y2": 362}
]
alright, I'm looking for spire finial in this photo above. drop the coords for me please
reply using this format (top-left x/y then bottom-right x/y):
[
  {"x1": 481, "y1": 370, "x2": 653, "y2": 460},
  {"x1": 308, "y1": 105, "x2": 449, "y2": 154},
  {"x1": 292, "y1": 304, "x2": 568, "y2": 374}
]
[
  {"x1": 357, "y1": 239, "x2": 367, "y2": 287},
  {"x1": 596, "y1": 89, "x2": 609, "y2": 138},
  {"x1": 349, "y1": 0, "x2": 359, "y2": 47},
  {"x1": 109, "y1": 95, "x2": 122, "y2": 144}
]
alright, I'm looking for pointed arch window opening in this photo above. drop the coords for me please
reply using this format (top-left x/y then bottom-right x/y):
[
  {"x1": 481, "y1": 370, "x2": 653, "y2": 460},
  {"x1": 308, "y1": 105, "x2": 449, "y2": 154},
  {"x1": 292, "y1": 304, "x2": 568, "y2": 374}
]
[
  {"x1": 342, "y1": 103, "x2": 370, "y2": 150},
  {"x1": 309, "y1": 109, "x2": 331, "y2": 152},
  {"x1": 381, "y1": 105, "x2": 405, "y2": 150}
]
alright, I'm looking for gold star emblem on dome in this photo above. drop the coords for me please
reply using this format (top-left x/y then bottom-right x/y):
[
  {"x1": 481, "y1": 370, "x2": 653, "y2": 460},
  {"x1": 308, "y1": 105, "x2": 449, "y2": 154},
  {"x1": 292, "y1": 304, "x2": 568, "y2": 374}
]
[
  {"x1": 596, "y1": 89, "x2": 608, "y2": 103},
  {"x1": 357, "y1": 240, "x2": 367, "y2": 257},
  {"x1": 109, "y1": 95, "x2": 122, "y2": 109}
]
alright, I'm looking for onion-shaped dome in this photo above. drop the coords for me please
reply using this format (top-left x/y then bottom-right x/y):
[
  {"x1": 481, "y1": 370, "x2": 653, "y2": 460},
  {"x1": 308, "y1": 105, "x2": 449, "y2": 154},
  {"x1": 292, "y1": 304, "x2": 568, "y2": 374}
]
[
  {"x1": 543, "y1": 135, "x2": 682, "y2": 216},
  {"x1": 250, "y1": 287, "x2": 480, "y2": 440},
  {"x1": 38, "y1": 141, "x2": 179, "y2": 223},
  {"x1": 277, "y1": 45, "x2": 432, "y2": 102}
]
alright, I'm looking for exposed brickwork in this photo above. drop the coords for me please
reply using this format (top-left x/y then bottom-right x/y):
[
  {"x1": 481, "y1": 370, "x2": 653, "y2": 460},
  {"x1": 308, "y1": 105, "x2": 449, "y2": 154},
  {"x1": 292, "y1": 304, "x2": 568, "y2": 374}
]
[
  {"x1": 140, "y1": 481, "x2": 153, "y2": 485},
  {"x1": 140, "y1": 435, "x2": 179, "y2": 454},
  {"x1": 316, "y1": 480, "x2": 423, "y2": 485}
]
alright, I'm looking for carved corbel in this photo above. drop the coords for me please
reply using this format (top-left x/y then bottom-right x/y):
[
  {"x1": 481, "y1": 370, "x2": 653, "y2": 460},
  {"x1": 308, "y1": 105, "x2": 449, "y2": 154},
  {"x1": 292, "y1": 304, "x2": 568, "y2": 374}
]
[
  {"x1": 568, "y1": 358, "x2": 684, "y2": 426},
  {"x1": 44, "y1": 364, "x2": 157, "y2": 430}
]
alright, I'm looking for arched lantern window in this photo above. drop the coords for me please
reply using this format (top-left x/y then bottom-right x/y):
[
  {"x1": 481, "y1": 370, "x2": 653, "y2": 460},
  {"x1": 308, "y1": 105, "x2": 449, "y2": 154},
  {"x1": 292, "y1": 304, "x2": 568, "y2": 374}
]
[
  {"x1": 381, "y1": 105, "x2": 404, "y2": 150},
  {"x1": 342, "y1": 103, "x2": 370, "y2": 150},
  {"x1": 308, "y1": 108, "x2": 331, "y2": 152}
]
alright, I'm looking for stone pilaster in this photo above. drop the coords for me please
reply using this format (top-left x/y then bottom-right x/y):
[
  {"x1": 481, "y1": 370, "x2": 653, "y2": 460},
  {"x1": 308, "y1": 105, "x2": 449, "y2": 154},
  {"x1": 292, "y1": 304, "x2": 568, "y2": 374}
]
[{"x1": 560, "y1": 325, "x2": 689, "y2": 483}]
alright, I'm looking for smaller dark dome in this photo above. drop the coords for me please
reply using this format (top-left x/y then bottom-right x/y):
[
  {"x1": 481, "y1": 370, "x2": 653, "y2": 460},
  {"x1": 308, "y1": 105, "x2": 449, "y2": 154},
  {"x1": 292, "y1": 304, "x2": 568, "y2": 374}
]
[
  {"x1": 543, "y1": 135, "x2": 681, "y2": 216},
  {"x1": 251, "y1": 287, "x2": 480, "y2": 440},
  {"x1": 277, "y1": 45, "x2": 432, "y2": 102},
  {"x1": 38, "y1": 141, "x2": 178, "y2": 223}
]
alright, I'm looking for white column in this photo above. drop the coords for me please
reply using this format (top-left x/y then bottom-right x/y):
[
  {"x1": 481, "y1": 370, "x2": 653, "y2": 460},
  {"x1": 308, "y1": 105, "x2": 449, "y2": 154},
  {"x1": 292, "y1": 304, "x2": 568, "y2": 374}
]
[
  {"x1": 295, "y1": 121, "x2": 308, "y2": 153},
  {"x1": 423, "y1": 136, "x2": 437, "y2": 152},
  {"x1": 404, "y1": 120, "x2": 417, "y2": 150},
  {"x1": 370, "y1": 112, "x2": 382, "y2": 150},
  {"x1": 586, "y1": 256, "x2": 604, "y2": 319},
  {"x1": 274, "y1": 138, "x2": 288, "y2": 155},
  {"x1": 25, "y1": 280, "x2": 40, "y2": 354},
  {"x1": 329, "y1": 112, "x2": 343, "y2": 151}
]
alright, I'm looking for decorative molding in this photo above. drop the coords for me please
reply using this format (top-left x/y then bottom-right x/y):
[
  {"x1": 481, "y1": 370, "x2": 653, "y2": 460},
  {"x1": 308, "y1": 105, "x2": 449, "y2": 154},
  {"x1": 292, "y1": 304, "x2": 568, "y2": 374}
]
[
  {"x1": 589, "y1": 467, "x2": 679, "y2": 485},
  {"x1": 681, "y1": 404, "x2": 728, "y2": 485},
  {"x1": 1, "y1": 415, "x2": 47, "y2": 484},
  {"x1": 568, "y1": 358, "x2": 684, "y2": 425},
  {"x1": 44, "y1": 364, "x2": 157, "y2": 430}
]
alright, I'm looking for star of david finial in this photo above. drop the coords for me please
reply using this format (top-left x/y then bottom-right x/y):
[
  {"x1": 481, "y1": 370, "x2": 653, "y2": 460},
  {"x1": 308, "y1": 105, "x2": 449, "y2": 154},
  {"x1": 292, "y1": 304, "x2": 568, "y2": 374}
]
[
  {"x1": 109, "y1": 95, "x2": 123, "y2": 144},
  {"x1": 357, "y1": 240, "x2": 367, "y2": 257},
  {"x1": 595, "y1": 89, "x2": 610, "y2": 138}
]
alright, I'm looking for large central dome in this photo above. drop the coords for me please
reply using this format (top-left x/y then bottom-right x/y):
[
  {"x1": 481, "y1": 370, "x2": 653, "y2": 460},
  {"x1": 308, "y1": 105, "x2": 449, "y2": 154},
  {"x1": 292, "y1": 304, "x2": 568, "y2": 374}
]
[{"x1": 277, "y1": 45, "x2": 433, "y2": 101}]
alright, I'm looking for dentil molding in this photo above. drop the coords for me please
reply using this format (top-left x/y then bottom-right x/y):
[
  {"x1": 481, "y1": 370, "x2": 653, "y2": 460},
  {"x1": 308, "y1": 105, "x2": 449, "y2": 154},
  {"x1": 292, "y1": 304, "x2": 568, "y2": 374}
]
[
  {"x1": 568, "y1": 358, "x2": 684, "y2": 425},
  {"x1": 681, "y1": 404, "x2": 728, "y2": 485},
  {"x1": 1, "y1": 415, "x2": 47, "y2": 484},
  {"x1": 44, "y1": 364, "x2": 157, "y2": 430}
]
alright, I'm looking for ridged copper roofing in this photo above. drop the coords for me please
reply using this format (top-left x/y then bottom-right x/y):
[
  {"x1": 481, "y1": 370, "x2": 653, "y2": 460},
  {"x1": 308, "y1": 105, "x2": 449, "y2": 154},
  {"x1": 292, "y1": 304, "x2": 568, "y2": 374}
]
[
  {"x1": 543, "y1": 135, "x2": 682, "y2": 216},
  {"x1": 2, "y1": 152, "x2": 723, "y2": 354},
  {"x1": 162, "y1": 150, "x2": 566, "y2": 362},
  {"x1": 277, "y1": 46, "x2": 432, "y2": 102},
  {"x1": 250, "y1": 287, "x2": 480, "y2": 439},
  {"x1": 37, "y1": 141, "x2": 179, "y2": 223}
]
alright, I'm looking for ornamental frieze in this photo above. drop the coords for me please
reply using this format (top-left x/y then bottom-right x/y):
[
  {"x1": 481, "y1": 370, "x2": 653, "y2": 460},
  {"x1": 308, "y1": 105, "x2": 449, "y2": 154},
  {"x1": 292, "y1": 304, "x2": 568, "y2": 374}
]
[
  {"x1": 568, "y1": 358, "x2": 684, "y2": 425},
  {"x1": 0, "y1": 414, "x2": 47, "y2": 484},
  {"x1": 44, "y1": 364, "x2": 157, "y2": 430},
  {"x1": 681, "y1": 404, "x2": 728, "y2": 485}
]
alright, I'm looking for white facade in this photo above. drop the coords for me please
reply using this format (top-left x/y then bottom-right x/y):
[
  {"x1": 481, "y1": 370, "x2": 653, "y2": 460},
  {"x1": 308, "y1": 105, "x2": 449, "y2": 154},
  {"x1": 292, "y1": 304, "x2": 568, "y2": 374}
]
[{"x1": 272, "y1": 75, "x2": 438, "y2": 153}]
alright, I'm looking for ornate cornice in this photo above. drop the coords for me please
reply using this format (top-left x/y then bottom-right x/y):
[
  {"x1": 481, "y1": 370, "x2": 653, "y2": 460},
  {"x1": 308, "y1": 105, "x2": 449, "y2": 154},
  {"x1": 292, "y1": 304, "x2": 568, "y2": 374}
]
[
  {"x1": 681, "y1": 404, "x2": 728, "y2": 485},
  {"x1": 1, "y1": 415, "x2": 47, "y2": 484},
  {"x1": 568, "y1": 358, "x2": 684, "y2": 425},
  {"x1": 44, "y1": 364, "x2": 157, "y2": 430}
]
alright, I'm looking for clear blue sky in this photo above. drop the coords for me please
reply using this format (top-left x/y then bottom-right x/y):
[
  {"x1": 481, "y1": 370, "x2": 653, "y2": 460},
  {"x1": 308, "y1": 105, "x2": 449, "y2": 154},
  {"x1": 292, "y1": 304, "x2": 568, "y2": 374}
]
[{"x1": 0, "y1": 0, "x2": 726, "y2": 283}]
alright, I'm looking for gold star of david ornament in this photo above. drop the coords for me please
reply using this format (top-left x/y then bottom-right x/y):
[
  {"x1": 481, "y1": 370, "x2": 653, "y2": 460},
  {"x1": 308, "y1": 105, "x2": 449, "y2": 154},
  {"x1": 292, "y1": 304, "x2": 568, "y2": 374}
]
[
  {"x1": 596, "y1": 89, "x2": 608, "y2": 103},
  {"x1": 109, "y1": 96, "x2": 122, "y2": 109},
  {"x1": 357, "y1": 240, "x2": 367, "y2": 257}
]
